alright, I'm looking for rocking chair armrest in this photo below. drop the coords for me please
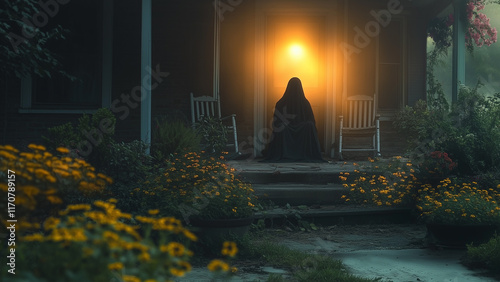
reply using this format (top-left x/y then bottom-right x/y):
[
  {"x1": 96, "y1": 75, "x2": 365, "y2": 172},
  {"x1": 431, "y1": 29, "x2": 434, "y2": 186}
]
[{"x1": 220, "y1": 114, "x2": 236, "y2": 121}]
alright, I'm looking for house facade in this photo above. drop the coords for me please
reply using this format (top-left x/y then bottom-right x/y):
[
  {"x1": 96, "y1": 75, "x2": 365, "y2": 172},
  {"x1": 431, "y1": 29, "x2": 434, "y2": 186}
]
[{"x1": 1, "y1": 0, "x2": 463, "y2": 158}]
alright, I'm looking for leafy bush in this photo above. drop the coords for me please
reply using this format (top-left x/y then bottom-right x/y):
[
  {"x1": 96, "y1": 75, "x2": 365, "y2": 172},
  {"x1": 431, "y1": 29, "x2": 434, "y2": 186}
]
[
  {"x1": 103, "y1": 140, "x2": 152, "y2": 184},
  {"x1": 134, "y1": 151, "x2": 257, "y2": 222},
  {"x1": 464, "y1": 234, "x2": 500, "y2": 274},
  {"x1": 0, "y1": 144, "x2": 111, "y2": 223},
  {"x1": 196, "y1": 116, "x2": 229, "y2": 155},
  {"x1": 42, "y1": 108, "x2": 117, "y2": 170},
  {"x1": 102, "y1": 140, "x2": 153, "y2": 212},
  {"x1": 151, "y1": 118, "x2": 201, "y2": 162},
  {"x1": 417, "y1": 151, "x2": 458, "y2": 182},
  {"x1": 394, "y1": 84, "x2": 500, "y2": 175}
]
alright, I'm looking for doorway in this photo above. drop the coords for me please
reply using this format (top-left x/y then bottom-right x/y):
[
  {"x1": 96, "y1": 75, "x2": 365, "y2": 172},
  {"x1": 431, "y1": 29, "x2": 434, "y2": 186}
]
[{"x1": 265, "y1": 15, "x2": 327, "y2": 151}]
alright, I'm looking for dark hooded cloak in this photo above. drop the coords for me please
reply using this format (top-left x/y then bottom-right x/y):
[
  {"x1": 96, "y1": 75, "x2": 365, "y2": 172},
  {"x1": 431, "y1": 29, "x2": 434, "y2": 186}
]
[{"x1": 263, "y1": 77, "x2": 324, "y2": 162}]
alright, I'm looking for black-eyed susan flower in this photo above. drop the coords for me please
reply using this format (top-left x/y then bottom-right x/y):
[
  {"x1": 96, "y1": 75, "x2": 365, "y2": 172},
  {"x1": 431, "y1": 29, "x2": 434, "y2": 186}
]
[
  {"x1": 207, "y1": 259, "x2": 230, "y2": 272},
  {"x1": 108, "y1": 262, "x2": 124, "y2": 271},
  {"x1": 221, "y1": 241, "x2": 238, "y2": 257}
]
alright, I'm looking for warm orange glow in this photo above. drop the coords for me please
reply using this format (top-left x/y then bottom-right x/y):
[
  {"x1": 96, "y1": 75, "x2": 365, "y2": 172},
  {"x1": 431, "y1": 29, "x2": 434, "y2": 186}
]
[
  {"x1": 272, "y1": 23, "x2": 321, "y2": 89},
  {"x1": 289, "y1": 44, "x2": 304, "y2": 59}
]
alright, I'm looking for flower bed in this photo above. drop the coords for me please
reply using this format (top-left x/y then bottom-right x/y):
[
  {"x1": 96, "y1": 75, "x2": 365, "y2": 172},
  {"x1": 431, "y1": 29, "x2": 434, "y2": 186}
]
[
  {"x1": 340, "y1": 157, "x2": 419, "y2": 208},
  {"x1": 134, "y1": 151, "x2": 257, "y2": 222}
]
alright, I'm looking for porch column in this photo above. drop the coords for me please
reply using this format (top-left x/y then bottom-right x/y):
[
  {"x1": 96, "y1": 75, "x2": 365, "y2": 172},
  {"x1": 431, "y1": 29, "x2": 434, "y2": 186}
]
[
  {"x1": 452, "y1": 0, "x2": 466, "y2": 103},
  {"x1": 141, "y1": 0, "x2": 152, "y2": 153}
]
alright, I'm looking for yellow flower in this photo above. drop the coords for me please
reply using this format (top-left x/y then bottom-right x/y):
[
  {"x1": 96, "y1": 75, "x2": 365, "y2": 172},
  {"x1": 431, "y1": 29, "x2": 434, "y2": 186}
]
[
  {"x1": 103, "y1": 230, "x2": 120, "y2": 241},
  {"x1": 183, "y1": 229, "x2": 198, "y2": 241},
  {"x1": 161, "y1": 242, "x2": 185, "y2": 257},
  {"x1": 207, "y1": 259, "x2": 230, "y2": 272},
  {"x1": 122, "y1": 275, "x2": 141, "y2": 282},
  {"x1": 28, "y1": 144, "x2": 46, "y2": 151},
  {"x1": 22, "y1": 233, "x2": 45, "y2": 242},
  {"x1": 170, "y1": 261, "x2": 192, "y2": 277},
  {"x1": 148, "y1": 209, "x2": 160, "y2": 215},
  {"x1": 221, "y1": 241, "x2": 238, "y2": 257},
  {"x1": 0, "y1": 150, "x2": 16, "y2": 160},
  {"x1": 108, "y1": 262, "x2": 124, "y2": 271},
  {"x1": 46, "y1": 195, "x2": 63, "y2": 204},
  {"x1": 1, "y1": 145, "x2": 19, "y2": 153},
  {"x1": 44, "y1": 217, "x2": 61, "y2": 230},
  {"x1": 71, "y1": 170, "x2": 82, "y2": 180},
  {"x1": 56, "y1": 147, "x2": 70, "y2": 154},
  {"x1": 138, "y1": 251, "x2": 151, "y2": 262},
  {"x1": 170, "y1": 268, "x2": 186, "y2": 277}
]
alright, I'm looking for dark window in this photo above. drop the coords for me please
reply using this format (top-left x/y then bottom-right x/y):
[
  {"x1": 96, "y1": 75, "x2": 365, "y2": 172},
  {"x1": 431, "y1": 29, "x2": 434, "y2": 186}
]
[
  {"x1": 32, "y1": 0, "x2": 102, "y2": 109},
  {"x1": 378, "y1": 20, "x2": 402, "y2": 111}
]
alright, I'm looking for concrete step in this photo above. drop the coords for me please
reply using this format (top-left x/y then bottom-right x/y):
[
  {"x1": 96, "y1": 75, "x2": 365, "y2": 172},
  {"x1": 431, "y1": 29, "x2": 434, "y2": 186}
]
[
  {"x1": 252, "y1": 183, "x2": 346, "y2": 205},
  {"x1": 240, "y1": 171, "x2": 343, "y2": 185},
  {"x1": 229, "y1": 160, "x2": 356, "y2": 184},
  {"x1": 254, "y1": 205, "x2": 414, "y2": 226}
]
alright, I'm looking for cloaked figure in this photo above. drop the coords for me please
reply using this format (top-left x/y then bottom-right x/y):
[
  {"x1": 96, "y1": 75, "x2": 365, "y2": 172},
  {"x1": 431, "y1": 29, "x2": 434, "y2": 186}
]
[{"x1": 263, "y1": 77, "x2": 324, "y2": 162}]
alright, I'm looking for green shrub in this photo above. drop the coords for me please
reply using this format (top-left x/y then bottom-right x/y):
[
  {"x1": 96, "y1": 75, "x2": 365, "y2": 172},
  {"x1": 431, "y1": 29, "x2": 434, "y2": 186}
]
[
  {"x1": 151, "y1": 118, "x2": 201, "y2": 162},
  {"x1": 102, "y1": 140, "x2": 153, "y2": 212},
  {"x1": 196, "y1": 116, "x2": 229, "y2": 156},
  {"x1": 42, "y1": 108, "x2": 117, "y2": 170},
  {"x1": 394, "y1": 84, "x2": 500, "y2": 176},
  {"x1": 103, "y1": 140, "x2": 152, "y2": 184},
  {"x1": 464, "y1": 234, "x2": 500, "y2": 274}
]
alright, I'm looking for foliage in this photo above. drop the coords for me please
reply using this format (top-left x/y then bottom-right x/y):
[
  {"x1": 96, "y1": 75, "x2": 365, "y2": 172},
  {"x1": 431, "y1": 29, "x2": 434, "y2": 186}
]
[
  {"x1": 196, "y1": 116, "x2": 229, "y2": 156},
  {"x1": 6, "y1": 199, "x2": 197, "y2": 282},
  {"x1": 394, "y1": 84, "x2": 500, "y2": 176},
  {"x1": 0, "y1": 144, "x2": 111, "y2": 223},
  {"x1": 103, "y1": 140, "x2": 153, "y2": 213},
  {"x1": 103, "y1": 140, "x2": 152, "y2": 185},
  {"x1": 417, "y1": 151, "x2": 458, "y2": 182},
  {"x1": 0, "y1": 0, "x2": 70, "y2": 80},
  {"x1": 447, "y1": 86, "x2": 500, "y2": 174},
  {"x1": 417, "y1": 178, "x2": 500, "y2": 225},
  {"x1": 428, "y1": 0, "x2": 498, "y2": 53},
  {"x1": 393, "y1": 100, "x2": 450, "y2": 153},
  {"x1": 339, "y1": 157, "x2": 419, "y2": 208},
  {"x1": 464, "y1": 234, "x2": 500, "y2": 274},
  {"x1": 134, "y1": 151, "x2": 257, "y2": 221},
  {"x1": 42, "y1": 108, "x2": 117, "y2": 170},
  {"x1": 249, "y1": 241, "x2": 375, "y2": 282},
  {"x1": 151, "y1": 118, "x2": 201, "y2": 162}
]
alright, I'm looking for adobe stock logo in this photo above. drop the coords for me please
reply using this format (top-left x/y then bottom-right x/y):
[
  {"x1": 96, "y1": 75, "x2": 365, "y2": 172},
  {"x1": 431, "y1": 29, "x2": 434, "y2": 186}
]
[
  {"x1": 7, "y1": 0, "x2": 71, "y2": 53},
  {"x1": 340, "y1": 0, "x2": 404, "y2": 62}
]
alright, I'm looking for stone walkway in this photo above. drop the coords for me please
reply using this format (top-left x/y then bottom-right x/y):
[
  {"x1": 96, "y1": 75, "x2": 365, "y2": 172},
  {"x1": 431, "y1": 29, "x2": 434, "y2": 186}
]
[{"x1": 178, "y1": 224, "x2": 497, "y2": 281}]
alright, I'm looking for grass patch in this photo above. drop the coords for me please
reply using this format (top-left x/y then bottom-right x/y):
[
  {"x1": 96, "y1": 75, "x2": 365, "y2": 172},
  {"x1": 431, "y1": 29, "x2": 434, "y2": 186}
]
[
  {"x1": 247, "y1": 241, "x2": 377, "y2": 282},
  {"x1": 463, "y1": 234, "x2": 500, "y2": 278}
]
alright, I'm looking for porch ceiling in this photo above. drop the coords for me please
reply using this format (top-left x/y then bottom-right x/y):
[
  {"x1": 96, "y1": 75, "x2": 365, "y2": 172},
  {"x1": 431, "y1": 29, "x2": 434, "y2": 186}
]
[{"x1": 408, "y1": 0, "x2": 453, "y2": 18}]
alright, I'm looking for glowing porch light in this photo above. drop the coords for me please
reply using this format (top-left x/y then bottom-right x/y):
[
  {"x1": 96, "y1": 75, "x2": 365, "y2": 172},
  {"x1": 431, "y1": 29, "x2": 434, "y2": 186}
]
[{"x1": 289, "y1": 44, "x2": 304, "y2": 59}]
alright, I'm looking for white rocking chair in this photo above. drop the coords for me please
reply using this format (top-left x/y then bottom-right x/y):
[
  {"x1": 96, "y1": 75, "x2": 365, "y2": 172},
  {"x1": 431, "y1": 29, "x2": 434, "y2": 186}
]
[
  {"x1": 338, "y1": 94, "x2": 381, "y2": 160},
  {"x1": 190, "y1": 93, "x2": 239, "y2": 153}
]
